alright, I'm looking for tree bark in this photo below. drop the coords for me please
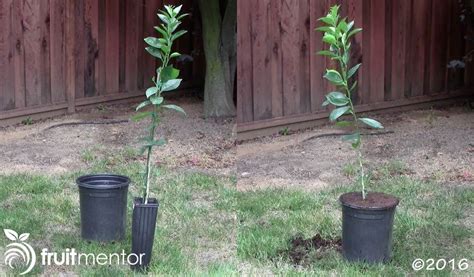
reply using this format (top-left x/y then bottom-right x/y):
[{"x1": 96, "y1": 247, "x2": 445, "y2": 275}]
[{"x1": 198, "y1": 0, "x2": 236, "y2": 118}]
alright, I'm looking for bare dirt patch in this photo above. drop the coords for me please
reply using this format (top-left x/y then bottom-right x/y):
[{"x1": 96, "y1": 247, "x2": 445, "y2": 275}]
[
  {"x1": 237, "y1": 106, "x2": 474, "y2": 191},
  {"x1": 279, "y1": 234, "x2": 342, "y2": 266},
  {"x1": 0, "y1": 98, "x2": 235, "y2": 176}
]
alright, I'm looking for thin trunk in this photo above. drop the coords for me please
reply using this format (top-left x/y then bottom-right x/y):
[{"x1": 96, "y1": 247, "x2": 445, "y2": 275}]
[{"x1": 198, "y1": 0, "x2": 236, "y2": 117}]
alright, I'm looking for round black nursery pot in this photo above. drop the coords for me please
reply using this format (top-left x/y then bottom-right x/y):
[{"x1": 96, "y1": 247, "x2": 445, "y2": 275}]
[
  {"x1": 77, "y1": 174, "x2": 130, "y2": 242},
  {"x1": 131, "y1": 197, "x2": 159, "y2": 271},
  {"x1": 340, "y1": 192, "x2": 399, "y2": 264}
]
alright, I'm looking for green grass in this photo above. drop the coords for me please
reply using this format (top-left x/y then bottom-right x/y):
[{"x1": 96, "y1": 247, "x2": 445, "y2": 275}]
[
  {"x1": 0, "y1": 148, "x2": 237, "y2": 276},
  {"x1": 0, "y1": 154, "x2": 472, "y2": 276},
  {"x1": 236, "y1": 170, "x2": 473, "y2": 276}
]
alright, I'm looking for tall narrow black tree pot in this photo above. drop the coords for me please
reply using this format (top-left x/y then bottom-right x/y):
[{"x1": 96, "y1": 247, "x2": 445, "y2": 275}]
[
  {"x1": 340, "y1": 192, "x2": 399, "y2": 264},
  {"x1": 77, "y1": 174, "x2": 130, "y2": 242},
  {"x1": 131, "y1": 197, "x2": 159, "y2": 271}
]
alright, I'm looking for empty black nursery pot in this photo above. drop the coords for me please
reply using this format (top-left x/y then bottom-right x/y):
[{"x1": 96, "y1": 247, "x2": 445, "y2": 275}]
[
  {"x1": 340, "y1": 192, "x2": 399, "y2": 264},
  {"x1": 131, "y1": 197, "x2": 159, "y2": 271},
  {"x1": 77, "y1": 174, "x2": 130, "y2": 242}
]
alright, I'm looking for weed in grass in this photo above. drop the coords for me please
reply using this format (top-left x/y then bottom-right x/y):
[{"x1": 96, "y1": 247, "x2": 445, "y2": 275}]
[
  {"x1": 279, "y1": 127, "x2": 291, "y2": 136},
  {"x1": 21, "y1": 117, "x2": 33, "y2": 125}
]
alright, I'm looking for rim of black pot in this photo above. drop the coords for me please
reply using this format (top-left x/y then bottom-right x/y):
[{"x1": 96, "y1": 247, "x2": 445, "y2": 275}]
[
  {"x1": 76, "y1": 174, "x2": 131, "y2": 190},
  {"x1": 339, "y1": 191, "x2": 400, "y2": 211}
]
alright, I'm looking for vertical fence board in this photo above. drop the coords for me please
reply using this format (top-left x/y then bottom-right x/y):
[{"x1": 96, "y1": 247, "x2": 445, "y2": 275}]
[
  {"x1": 23, "y1": 0, "x2": 42, "y2": 107},
  {"x1": 269, "y1": 0, "x2": 283, "y2": 117},
  {"x1": 136, "y1": 0, "x2": 144, "y2": 90},
  {"x1": 447, "y1": 1, "x2": 466, "y2": 91},
  {"x1": 97, "y1": 0, "x2": 106, "y2": 96},
  {"x1": 408, "y1": 0, "x2": 430, "y2": 97},
  {"x1": 390, "y1": 0, "x2": 410, "y2": 100},
  {"x1": 125, "y1": 0, "x2": 139, "y2": 92},
  {"x1": 11, "y1": 0, "x2": 25, "y2": 108},
  {"x1": 0, "y1": 0, "x2": 15, "y2": 110},
  {"x1": 429, "y1": 0, "x2": 449, "y2": 94},
  {"x1": 237, "y1": 0, "x2": 254, "y2": 123},
  {"x1": 297, "y1": 0, "x2": 311, "y2": 114},
  {"x1": 143, "y1": 0, "x2": 161, "y2": 89},
  {"x1": 360, "y1": 0, "x2": 370, "y2": 104},
  {"x1": 105, "y1": 0, "x2": 120, "y2": 94},
  {"x1": 368, "y1": 0, "x2": 385, "y2": 103},
  {"x1": 65, "y1": 0, "x2": 76, "y2": 112},
  {"x1": 50, "y1": 0, "x2": 66, "y2": 103},
  {"x1": 309, "y1": 0, "x2": 326, "y2": 112},
  {"x1": 347, "y1": 0, "x2": 363, "y2": 103},
  {"x1": 40, "y1": 0, "x2": 51, "y2": 105},
  {"x1": 74, "y1": 0, "x2": 85, "y2": 98},
  {"x1": 281, "y1": 0, "x2": 301, "y2": 116},
  {"x1": 252, "y1": 0, "x2": 272, "y2": 120},
  {"x1": 84, "y1": 0, "x2": 99, "y2": 97}
]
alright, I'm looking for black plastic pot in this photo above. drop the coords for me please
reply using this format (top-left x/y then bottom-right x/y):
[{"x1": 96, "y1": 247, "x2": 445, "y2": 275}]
[
  {"x1": 340, "y1": 192, "x2": 399, "y2": 264},
  {"x1": 131, "y1": 197, "x2": 159, "y2": 271},
  {"x1": 77, "y1": 174, "x2": 130, "y2": 242}
]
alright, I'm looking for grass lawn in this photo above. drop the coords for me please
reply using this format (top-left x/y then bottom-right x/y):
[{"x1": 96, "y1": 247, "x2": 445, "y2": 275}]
[{"x1": 0, "y1": 150, "x2": 472, "y2": 276}]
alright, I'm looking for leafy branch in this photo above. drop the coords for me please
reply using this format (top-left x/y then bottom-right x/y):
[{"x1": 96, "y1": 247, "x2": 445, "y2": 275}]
[
  {"x1": 134, "y1": 5, "x2": 188, "y2": 204},
  {"x1": 317, "y1": 5, "x2": 384, "y2": 199}
]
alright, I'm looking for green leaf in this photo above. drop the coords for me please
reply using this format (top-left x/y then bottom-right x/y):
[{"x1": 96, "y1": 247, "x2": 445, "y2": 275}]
[
  {"x1": 132, "y1": 112, "x2": 153, "y2": 122},
  {"x1": 150, "y1": 96, "x2": 164, "y2": 105},
  {"x1": 172, "y1": 30, "x2": 187, "y2": 41},
  {"x1": 330, "y1": 5, "x2": 340, "y2": 21},
  {"x1": 176, "y1": 13, "x2": 189, "y2": 21},
  {"x1": 348, "y1": 63, "x2": 361, "y2": 79},
  {"x1": 347, "y1": 20, "x2": 355, "y2": 32},
  {"x1": 158, "y1": 13, "x2": 169, "y2": 24},
  {"x1": 323, "y1": 34, "x2": 337, "y2": 45},
  {"x1": 154, "y1": 26, "x2": 168, "y2": 39},
  {"x1": 145, "y1": 47, "x2": 163, "y2": 60},
  {"x1": 173, "y1": 5, "x2": 183, "y2": 15},
  {"x1": 315, "y1": 26, "x2": 333, "y2": 33},
  {"x1": 335, "y1": 121, "x2": 353, "y2": 127},
  {"x1": 319, "y1": 16, "x2": 334, "y2": 26},
  {"x1": 144, "y1": 37, "x2": 163, "y2": 49},
  {"x1": 170, "y1": 52, "x2": 181, "y2": 59},
  {"x1": 322, "y1": 100, "x2": 330, "y2": 107},
  {"x1": 161, "y1": 66, "x2": 180, "y2": 82},
  {"x1": 350, "y1": 81, "x2": 358, "y2": 92},
  {"x1": 165, "y1": 5, "x2": 175, "y2": 17},
  {"x1": 348, "y1": 28, "x2": 363, "y2": 38},
  {"x1": 146, "y1": 87, "x2": 158, "y2": 98},
  {"x1": 136, "y1": 100, "x2": 151, "y2": 111},
  {"x1": 326, "y1": 91, "x2": 349, "y2": 106},
  {"x1": 161, "y1": 79, "x2": 182, "y2": 92},
  {"x1": 324, "y1": 70, "x2": 344, "y2": 85},
  {"x1": 144, "y1": 138, "x2": 167, "y2": 147},
  {"x1": 337, "y1": 20, "x2": 348, "y2": 33},
  {"x1": 342, "y1": 132, "x2": 361, "y2": 148},
  {"x1": 359, "y1": 118, "x2": 384, "y2": 129},
  {"x1": 329, "y1": 106, "x2": 350, "y2": 122},
  {"x1": 163, "y1": 104, "x2": 186, "y2": 115},
  {"x1": 317, "y1": 50, "x2": 337, "y2": 58}
]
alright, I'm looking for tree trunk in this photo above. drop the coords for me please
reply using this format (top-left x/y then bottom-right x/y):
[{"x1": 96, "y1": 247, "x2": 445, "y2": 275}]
[{"x1": 198, "y1": 0, "x2": 236, "y2": 118}]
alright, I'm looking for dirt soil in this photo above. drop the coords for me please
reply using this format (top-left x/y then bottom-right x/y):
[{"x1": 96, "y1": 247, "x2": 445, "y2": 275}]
[
  {"x1": 279, "y1": 234, "x2": 342, "y2": 266},
  {"x1": 237, "y1": 106, "x2": 474, "y2": 191},
  {"x1": 0, "y1": 98, "x2": 235, "y2": 176}
]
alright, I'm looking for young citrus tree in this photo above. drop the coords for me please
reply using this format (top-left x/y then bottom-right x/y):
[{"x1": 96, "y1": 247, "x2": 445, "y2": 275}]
[
  {"x1": 134, "y1": 5, "x2": 188, "y2": 204},
  {"x1": 317, "y1": 5, "x2": 383, "y2": 200}
]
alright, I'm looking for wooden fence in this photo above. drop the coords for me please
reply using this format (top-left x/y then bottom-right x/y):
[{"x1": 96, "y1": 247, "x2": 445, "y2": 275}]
[
  {"x1": 0, "y1": 0, "x2": 203, "y2": 123},
  {"x1": 237, "y1": 0, "x2": 473, "y2": 136}
]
